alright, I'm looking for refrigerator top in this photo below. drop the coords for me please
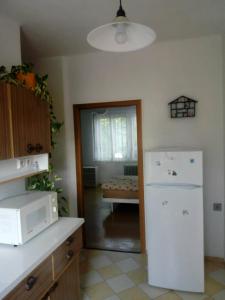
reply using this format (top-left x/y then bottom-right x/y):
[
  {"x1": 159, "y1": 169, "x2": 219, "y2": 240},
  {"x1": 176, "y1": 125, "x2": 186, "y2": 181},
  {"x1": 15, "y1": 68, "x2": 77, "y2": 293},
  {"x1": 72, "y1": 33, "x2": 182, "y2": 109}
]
[{"x1": 144, "y1": 150, "x2": 203, "y2": 186}]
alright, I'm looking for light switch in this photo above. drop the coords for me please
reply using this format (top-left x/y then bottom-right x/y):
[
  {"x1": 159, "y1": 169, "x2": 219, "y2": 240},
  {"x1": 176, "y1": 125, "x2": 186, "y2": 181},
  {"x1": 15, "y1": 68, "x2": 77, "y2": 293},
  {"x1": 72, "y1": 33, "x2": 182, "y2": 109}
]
[{"x1": 213, "y1": 203, "x2": 222, "y2": 211}]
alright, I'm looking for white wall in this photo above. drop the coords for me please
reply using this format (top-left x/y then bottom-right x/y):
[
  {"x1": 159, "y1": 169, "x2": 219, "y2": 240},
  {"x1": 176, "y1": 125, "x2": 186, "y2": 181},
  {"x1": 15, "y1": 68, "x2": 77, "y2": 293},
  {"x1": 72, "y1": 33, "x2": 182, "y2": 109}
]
[
  {"x1": 0, "y1": 16, "x2": 26, "y2": 199},
  {"x1": 0, "y1": 16, "x2": 21, "y2": 67},
  {"x1": 65, "y1": 35, "x2": 224, "y2": 258},
  {"x1": 34, "y1": 57, "x2": 76, "y2": 212},
  {"x1": 34, "y1": 35, "x2": 225, "y2": 258}
]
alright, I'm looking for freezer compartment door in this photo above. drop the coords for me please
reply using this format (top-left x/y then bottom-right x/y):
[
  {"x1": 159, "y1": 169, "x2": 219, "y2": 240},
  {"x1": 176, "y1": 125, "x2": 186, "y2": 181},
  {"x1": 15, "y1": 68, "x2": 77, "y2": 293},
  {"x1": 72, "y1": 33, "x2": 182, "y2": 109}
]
[
  {"x1": 145, "y1": 186, "x2": 204, "y2": 292},
  {"x1": 144, "y1": 151, "x2": 203, "y2": 186}
]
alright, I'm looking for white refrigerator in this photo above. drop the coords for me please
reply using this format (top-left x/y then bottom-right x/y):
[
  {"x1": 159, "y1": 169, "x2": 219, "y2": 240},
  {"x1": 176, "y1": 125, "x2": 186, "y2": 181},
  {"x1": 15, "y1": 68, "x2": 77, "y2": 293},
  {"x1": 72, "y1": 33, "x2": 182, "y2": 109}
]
[{"x1": 144, "y1": 150, "x2": 204, "y2": 292}]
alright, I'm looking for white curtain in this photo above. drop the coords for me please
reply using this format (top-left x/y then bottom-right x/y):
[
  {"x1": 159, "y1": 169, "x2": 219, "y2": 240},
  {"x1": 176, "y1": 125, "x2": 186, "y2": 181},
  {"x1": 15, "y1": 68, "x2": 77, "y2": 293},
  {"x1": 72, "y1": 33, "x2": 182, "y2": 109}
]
[{"x1": 93, "y1": 109, "x2": 137, "y2": 161}]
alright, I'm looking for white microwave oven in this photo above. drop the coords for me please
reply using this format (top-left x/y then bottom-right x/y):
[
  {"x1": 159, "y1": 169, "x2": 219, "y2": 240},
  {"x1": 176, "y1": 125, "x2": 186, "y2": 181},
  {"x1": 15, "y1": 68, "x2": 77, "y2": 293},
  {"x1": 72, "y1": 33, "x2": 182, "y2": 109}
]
[{"x1": 0, "y1": 191, "x2": 58, "y2": 245}]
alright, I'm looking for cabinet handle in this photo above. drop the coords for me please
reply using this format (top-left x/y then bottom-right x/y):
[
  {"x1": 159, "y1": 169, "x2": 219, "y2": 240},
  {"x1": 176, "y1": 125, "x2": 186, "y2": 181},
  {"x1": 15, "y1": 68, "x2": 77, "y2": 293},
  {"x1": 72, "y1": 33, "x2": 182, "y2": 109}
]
[
  {"x1": 25, "y1": 275, "x2": 37, "y2": 291},
  {"x1": 41, "y1": 292, "x2": 49, "y2": 300},
  {"x1": 66, "y1": 236, "x2": 74, "y2": 246},
  {"x1": 66, "y1": 249, "x2": 74, "y2": 260},
  {"x1": 35, "y1": 143, "x2": 43, "y2": 153},
  {"x1": 27, "y1": 144, "x2": 35, "y2": 153},
  {"x1": 49, "y1": 282, "x2": 58, "y2": 293},
  {"x1": 41, "y1": 282, "x2": 58, "y2": 299}
]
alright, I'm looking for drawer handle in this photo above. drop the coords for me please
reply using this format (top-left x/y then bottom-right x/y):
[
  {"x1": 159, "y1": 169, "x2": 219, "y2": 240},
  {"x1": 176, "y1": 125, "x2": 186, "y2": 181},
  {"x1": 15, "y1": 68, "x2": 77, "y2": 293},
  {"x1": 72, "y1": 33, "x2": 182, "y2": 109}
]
[
  {"x1": 66, "y1": 236, "x2": 74, "y2": 246},
  {"x1": 35, "y1": 143, "x2": 43, "y2": 153},
  {"x1": 49, "y1": 282, "x2": 58, "y2": 293},
  {"x1": 66, "y1": 250, "x2": 74, "y2": 260},
  {"x1": 41, "y1": 282, "x2": 58, "y2": 299},
  {"x1": 41, "y1": 292, "x2": 49, "y2": 300},
  {"x1": 27, "y1": 144, "x2": 35, "y2": 154},
  {"x1": 25, "y1": 276, "x2": 37, "y2": 291}
]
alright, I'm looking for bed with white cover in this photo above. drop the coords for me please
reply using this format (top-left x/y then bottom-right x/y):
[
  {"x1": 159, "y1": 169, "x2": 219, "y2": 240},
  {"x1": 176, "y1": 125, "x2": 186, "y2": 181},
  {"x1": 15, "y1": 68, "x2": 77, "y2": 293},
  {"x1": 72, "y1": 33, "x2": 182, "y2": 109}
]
[{"x1": 102, "y1": 176, "x2": 139, "y2": 212}]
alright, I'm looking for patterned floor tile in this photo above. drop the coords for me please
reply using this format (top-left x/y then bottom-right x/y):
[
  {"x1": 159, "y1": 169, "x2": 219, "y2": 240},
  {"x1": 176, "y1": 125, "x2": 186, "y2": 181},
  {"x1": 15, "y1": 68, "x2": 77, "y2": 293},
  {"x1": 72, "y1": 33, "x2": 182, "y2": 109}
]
[
  {"x1": 118, "y1": 286, "x2": 151, "y2": 300},
  {"x1": 81, "y1": 291, "x2": 91, "y2": 300},
  {"x1": 127, "y1": 268, "x2": 148, "y2": 284},
  {"x1": 80, "y1": 249, "x2": 225, "y2": 300},
  {"x1": 90, "y1": 255, "x2": 112, "y2": 269},
  {"x1": 175, "y1": 291, "x2": 209, "y2": 300},
  {"x1": 132, "y1": 254, "x2": 147, "y2": 266},
  {"x1": 205, "y1": 275, "x2": 225, "y2": 296},
  {"x1": 209, "y1": 269, "x2": 225, "y2": 285},
  {"x1": 104, "y1": 295, "x2": 120, "y2": 300},
  {"x1": 155, "y1": 292, "x2": 182, "y2": 300},
  {"x1": 85, "y1": 282, "x2": 114, "y2": 300},
  {"x1": 107, "y1": 251, "x2": 130, "y2": 263},
  {"x1": 138, "y1": 283, "x2": 169, "y2": 298},
  {"x1": 81, "y1": 270, "x2": 104, "y2": 288},
  {"x1": 106, "y1": 274, "x2": 135, "y2": 293},
  {"x1": 98, "y1": 264, "x2": 122, "y2": 279},
  {"x1": 116, "y1": 257, "x2": 139, "y2": 273},
  {"x1": 212, "y1": 289, "x2": 225, "y2": 300}
]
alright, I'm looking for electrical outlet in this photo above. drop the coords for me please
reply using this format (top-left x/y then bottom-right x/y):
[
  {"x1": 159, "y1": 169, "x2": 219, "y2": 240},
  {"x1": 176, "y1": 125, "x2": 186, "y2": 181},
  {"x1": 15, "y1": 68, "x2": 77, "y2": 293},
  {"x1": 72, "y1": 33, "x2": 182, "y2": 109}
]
[{"x1": 213, "y1": 203, "x2": 222, "y2": 211}]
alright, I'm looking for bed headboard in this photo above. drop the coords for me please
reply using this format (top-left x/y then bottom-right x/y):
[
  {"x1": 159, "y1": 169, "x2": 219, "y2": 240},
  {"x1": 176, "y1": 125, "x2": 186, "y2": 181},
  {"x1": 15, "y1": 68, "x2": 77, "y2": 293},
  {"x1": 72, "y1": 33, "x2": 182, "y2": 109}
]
[{"x1": 124, "y1": 165, "x2": 138, "y2": 176}]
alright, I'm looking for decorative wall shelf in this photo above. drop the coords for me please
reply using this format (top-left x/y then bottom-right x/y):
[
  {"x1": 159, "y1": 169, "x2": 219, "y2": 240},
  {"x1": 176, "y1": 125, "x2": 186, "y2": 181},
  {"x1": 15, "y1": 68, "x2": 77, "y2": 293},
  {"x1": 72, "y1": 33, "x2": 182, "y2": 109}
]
[{"x1": 168, "y1": 96, "x2": 198, "y2": 118}]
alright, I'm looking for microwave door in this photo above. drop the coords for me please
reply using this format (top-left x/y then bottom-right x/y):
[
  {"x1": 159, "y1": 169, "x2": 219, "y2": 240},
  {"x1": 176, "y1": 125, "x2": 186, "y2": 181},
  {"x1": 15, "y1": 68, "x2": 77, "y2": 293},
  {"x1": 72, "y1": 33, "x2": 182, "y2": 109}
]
[{"x1": 20, "y1": 198, "x2": 51, "y2": 244}]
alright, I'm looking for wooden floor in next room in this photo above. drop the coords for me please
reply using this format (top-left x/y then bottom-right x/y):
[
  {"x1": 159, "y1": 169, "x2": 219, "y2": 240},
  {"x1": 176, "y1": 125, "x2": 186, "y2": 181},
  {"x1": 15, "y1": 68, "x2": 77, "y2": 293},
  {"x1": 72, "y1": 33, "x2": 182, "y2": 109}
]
[{"x1": 84, "y1": 186, "x2": 140, "y2": 253}]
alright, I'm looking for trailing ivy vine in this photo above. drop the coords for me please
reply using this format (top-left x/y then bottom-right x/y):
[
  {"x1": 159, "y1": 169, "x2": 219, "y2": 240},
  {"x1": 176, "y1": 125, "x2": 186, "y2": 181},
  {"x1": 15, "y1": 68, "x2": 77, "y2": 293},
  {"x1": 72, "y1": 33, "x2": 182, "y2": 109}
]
[{"x1": 0, "y1": 64, "x2": 69, "y2": 216}]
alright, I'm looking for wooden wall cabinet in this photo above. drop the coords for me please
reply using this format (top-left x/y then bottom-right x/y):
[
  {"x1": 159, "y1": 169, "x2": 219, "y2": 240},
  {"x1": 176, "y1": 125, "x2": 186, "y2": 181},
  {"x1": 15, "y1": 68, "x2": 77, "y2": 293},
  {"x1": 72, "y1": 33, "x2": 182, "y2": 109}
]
[
  {"x1": 0, "y1": 84, "x2": 12, "y2": 160},
  {"x1": 4, "y1": 227, "x2": 82, "y2": 300},
  {"x1": 0, "y1": 82, "x2": 51, "y2": 160}
]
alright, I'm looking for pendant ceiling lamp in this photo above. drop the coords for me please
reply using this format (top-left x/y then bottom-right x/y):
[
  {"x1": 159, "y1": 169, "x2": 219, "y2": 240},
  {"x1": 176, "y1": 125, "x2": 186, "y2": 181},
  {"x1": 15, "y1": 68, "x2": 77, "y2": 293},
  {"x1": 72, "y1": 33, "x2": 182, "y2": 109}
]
[{"x1": 87, "y1": 0, "x2": 156, "y2": 52}]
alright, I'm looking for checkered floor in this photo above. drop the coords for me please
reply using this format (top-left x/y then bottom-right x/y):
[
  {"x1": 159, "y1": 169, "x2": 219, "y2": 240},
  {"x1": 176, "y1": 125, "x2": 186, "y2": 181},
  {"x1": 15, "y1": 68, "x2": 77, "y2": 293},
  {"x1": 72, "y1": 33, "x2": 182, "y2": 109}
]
[{"x1": 80, "y1": 249, "x2": 225, "y2": 300}]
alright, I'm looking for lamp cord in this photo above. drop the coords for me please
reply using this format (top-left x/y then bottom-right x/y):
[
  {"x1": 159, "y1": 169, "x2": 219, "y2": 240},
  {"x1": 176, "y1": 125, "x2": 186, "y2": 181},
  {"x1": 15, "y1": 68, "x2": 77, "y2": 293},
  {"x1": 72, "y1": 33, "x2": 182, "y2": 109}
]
[{"x1": 117, "y1": 0, "x2": 126, "y2": 17}]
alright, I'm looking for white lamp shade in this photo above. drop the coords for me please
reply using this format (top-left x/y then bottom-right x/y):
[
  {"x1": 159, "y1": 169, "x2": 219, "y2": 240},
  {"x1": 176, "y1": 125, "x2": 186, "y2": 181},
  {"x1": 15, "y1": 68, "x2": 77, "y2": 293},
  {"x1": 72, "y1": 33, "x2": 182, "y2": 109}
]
[{"x1": 87, "y1": 21, "x2": 156, "y2": 52}]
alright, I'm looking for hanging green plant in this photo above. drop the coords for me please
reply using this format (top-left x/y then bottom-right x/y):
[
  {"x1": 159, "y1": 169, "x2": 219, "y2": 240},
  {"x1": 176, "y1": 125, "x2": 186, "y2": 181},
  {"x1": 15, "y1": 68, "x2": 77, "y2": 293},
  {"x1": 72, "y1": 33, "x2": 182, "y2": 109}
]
[
  {"x1": 0, "y1": 63, "x2": 69, "y2": 216},
  {"x1": 27, "y1": 165, "x2": 69, "y2": 217}
]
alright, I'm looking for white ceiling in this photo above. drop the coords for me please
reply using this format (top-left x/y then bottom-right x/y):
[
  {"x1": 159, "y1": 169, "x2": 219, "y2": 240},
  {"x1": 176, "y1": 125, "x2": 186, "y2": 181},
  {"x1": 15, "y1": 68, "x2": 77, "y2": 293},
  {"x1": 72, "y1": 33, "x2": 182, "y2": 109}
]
[{"x1": 1, "y1": 0, "x2": 225, "y2": 58}]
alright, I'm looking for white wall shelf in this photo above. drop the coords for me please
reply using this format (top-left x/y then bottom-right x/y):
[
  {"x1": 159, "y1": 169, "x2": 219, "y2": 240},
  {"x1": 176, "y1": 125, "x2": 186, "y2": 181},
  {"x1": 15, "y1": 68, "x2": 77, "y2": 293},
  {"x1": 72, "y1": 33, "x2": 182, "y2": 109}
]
[{"x1": 0, "y1": 154, "x2": 49, "y2": 185}]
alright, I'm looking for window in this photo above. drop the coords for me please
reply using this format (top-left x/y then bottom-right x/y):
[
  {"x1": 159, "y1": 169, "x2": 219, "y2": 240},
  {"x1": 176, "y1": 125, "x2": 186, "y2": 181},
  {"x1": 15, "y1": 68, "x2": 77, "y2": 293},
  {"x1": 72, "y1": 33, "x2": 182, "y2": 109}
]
[{"x1": 93, "y1": 109, "x2": 137, "y2": 161}]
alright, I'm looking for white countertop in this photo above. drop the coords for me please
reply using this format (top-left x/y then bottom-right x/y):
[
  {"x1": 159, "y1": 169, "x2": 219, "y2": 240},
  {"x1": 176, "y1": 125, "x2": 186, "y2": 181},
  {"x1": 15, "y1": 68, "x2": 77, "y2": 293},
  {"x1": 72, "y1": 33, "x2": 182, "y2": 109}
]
[{"x1": 0, "y1": 217, "x2": 84, "y2": 299}]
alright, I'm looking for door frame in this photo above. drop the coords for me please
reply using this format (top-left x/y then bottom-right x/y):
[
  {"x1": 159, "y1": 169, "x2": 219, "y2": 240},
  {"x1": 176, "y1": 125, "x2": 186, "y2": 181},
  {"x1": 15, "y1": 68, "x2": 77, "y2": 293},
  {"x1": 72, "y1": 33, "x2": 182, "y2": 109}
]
[{"x1": 73, "y1": 99, "x2": 146, "y2": 253}]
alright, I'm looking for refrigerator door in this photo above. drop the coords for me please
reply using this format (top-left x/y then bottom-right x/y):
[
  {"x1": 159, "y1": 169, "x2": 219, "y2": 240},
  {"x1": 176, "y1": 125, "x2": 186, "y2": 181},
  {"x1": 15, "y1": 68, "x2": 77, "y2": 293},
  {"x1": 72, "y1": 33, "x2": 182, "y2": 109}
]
[
  {"x1": 145, "y1": 185, "x2": 204, "y2": 292},
  {"x1": 145, "y1": 151, "x2": 203, "y2": 186}
]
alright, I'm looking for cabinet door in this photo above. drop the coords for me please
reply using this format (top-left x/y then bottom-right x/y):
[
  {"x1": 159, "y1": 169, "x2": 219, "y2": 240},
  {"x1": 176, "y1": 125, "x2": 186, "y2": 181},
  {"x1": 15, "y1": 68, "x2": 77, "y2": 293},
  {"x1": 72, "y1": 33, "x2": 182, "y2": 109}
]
[
  {"x1": 3, "y1": 256, "x2": 53, "y2": 300},
  {"x1": 10, "y1": 85, "x2": 51, "y2": 157},
  {"x1": 0, "y1": 83, "x2": 12, "y2": 159},
  {"x1": 50, "y1": 257, "x2": 80, "y2": 300}
]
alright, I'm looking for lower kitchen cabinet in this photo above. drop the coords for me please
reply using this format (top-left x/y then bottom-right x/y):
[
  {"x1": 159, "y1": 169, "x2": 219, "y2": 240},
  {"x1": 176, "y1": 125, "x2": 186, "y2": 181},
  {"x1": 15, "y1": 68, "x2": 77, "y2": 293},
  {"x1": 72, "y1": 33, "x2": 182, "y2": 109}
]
[
  {"x1": 49, "y1": 257, "x2": 80, "y2": 300},
  {"x1": 4, "y1": 227, "x2": 82, "y2": 300}
]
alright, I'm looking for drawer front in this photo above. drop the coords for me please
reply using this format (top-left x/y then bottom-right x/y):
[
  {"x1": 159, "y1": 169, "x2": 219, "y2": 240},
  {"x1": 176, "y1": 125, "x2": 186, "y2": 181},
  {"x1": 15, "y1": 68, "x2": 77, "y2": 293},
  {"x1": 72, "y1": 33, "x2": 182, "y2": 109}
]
[
  {"x1": 4, "y1": 256, "x2": 52, "y2": 300},
  {"x1": 53, "y1": 228, "x2": 82, "y2": 279}
]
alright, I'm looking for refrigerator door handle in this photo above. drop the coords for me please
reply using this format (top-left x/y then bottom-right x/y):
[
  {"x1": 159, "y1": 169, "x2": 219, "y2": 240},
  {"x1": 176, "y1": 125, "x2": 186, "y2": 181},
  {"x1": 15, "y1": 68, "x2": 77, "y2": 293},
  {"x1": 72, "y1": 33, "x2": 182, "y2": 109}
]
[{"x1": 145, "y1": 183, "x2": 202, "y2": 190}]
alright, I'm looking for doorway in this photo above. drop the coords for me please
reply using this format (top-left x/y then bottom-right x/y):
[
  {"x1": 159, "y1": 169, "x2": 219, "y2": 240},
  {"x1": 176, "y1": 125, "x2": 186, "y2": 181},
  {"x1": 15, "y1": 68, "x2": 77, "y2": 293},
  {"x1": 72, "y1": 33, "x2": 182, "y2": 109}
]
[{"x1": 73, "y1": 100, "x2": 145, "y2": 253}]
